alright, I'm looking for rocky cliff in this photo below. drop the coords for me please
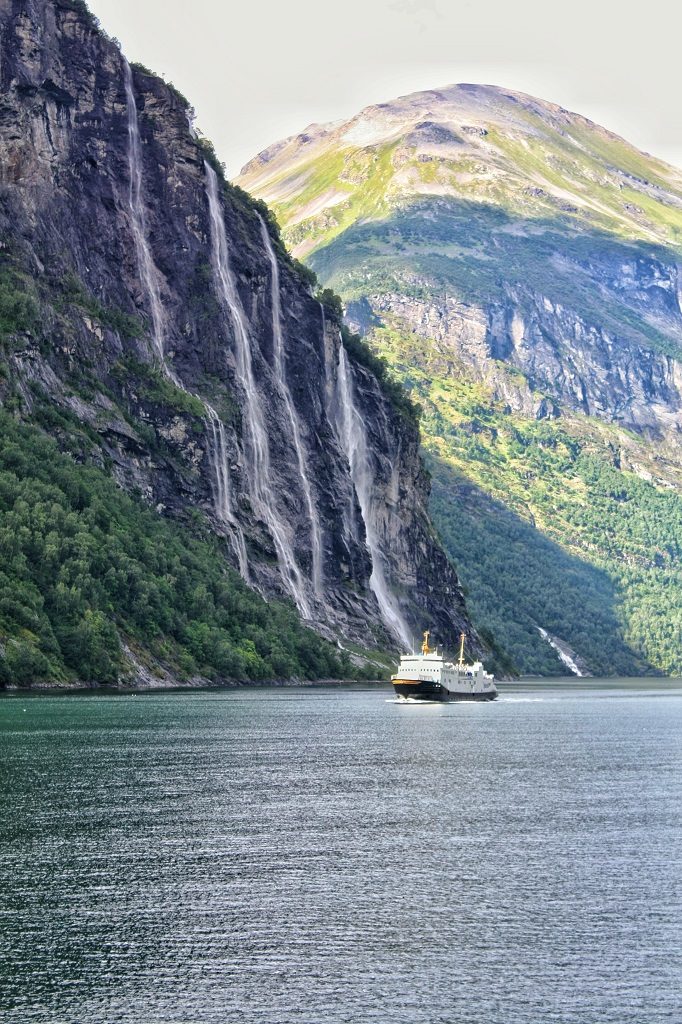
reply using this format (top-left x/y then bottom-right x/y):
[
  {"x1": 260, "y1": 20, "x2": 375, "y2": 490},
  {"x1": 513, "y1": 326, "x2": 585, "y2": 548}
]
[
  {"x1": 0, "y1": 0, "x2": 477, "y2": 665},
  {"x1": 360, "y1": 275, "x2": 682, "y2": 440}
]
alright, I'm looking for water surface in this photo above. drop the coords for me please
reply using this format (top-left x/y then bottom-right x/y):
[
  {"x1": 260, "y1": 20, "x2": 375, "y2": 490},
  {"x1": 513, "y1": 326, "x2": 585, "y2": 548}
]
[{"x1": 1, "y1": 681, "x2": 680, "y2": 1023}]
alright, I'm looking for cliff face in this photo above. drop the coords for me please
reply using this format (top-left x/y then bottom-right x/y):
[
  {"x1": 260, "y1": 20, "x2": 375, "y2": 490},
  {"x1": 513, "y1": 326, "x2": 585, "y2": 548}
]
[
  {"x1": 361, "y1": 271, "x2": 682, "y2": 439},
  {"x1": 0, "y1": 0, "x2": 475, "y2": 656}
]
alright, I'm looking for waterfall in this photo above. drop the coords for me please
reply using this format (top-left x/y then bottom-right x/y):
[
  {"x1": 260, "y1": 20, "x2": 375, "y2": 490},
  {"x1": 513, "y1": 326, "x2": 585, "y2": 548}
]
[
  {"x1": 334, "y1": 344, "x2": 411, "y2": 646},
  {"x1": 186, "y1": 107, "x2": 197, "y2": 140},
  {"x1": 205, "y1": 404, "x2": 249, "y2": 580},
  {"x1": 204, "y1": 163, "x2": 312, "y2": 618},
  {"x1": 123, "y1": 59, "x2": 165, "y2": 363},
  {"x1": 124, "y1": 64, "x2": 248, "y2": 580},
  {"x1": 258, "y1": 214, "x2": 323, "y2": 597},
  {"x1": 320, "y1": 301, "x2": 336, "y2": 416},
  {"x1": 321, "y1": 304, "x2": 356, "y2": 547},
  {"x1": 322, "y1": 303, "x2": 355, "y2": 547},
  {"x1": 333, "y1": 349, "x2": 359, "y2": 545},
  {"x1": 537, "y1": 627, "x2": 585, "y2": 676}
]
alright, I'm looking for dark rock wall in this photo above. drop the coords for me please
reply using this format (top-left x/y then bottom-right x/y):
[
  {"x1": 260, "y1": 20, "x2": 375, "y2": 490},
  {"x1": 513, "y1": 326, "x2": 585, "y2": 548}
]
[
  {"x1": 363, "y1": 264, "x2": 682, "y2": 444},
  {"x1": 0, "y1": 0, "x2": 476, "y2": 652}
]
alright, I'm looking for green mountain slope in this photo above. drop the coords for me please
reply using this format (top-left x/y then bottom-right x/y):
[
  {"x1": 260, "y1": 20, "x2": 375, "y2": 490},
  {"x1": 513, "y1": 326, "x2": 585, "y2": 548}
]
[
  {"x1": 238, "y1": 84, "x2": 682, "y2": 675},
  {"x1": 371, "y1": 325, "x2": 682, "y2": 675}
]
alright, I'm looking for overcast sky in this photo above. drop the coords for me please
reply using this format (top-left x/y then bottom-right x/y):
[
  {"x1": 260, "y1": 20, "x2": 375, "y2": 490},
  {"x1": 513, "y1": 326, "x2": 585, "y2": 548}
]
[{"x1": 87, "y1": 0, "x2": 682, "y2": 177}]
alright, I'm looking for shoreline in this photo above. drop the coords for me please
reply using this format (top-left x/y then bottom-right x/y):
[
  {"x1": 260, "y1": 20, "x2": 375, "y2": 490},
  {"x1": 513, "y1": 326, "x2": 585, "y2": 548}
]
[
  {"x1": 2, "y1": 676, "x2": 680, "y2": 697},
  {"x1": 0, "y1": 677, "x2": 392, "y2": 696}
]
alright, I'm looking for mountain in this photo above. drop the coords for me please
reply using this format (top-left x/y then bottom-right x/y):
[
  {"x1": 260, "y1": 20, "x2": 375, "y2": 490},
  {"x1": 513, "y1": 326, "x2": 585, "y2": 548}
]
[
  {"x1": 0, "y1": 0, "x2": 478, "y2": 689},
  {"x1": 237, "y1": 84, "x2": 682, "y2": 676}
]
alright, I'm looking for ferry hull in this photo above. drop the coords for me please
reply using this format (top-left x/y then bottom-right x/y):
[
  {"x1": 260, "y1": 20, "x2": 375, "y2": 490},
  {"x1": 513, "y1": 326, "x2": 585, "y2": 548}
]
[{"x1": 393, "y1": 681, "x2": 497, "y2": 703}]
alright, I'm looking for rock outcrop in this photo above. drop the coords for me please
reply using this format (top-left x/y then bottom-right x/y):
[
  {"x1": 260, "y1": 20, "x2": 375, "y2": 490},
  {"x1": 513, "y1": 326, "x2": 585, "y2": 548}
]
[{"x1": 355, "y1": 276, "x2": 682, "y2": 439}]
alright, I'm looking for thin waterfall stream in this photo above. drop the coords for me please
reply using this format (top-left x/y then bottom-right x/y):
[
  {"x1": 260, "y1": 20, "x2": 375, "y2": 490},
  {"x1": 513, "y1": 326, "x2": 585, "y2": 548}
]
[
  {"x1": 204, "y1": 164, "x2": 312, "y2": 618},
  {"x1": 258, "y1": 214, "x2": 324, "y2": 598},
  {"x1": 205, "y1": 405, "x2": 249, "y2": 580},
  {"x1": 334, "y1": 344, "x2": 411, "y2": 646},
  {"x1": 321, "y1": 302, "x2": 357, "y2": 546}
]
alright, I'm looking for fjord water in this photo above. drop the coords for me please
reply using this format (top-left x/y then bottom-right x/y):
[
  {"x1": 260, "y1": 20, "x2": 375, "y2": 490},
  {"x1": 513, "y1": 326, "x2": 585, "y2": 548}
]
[{"x1": 1, "y1": 683, "x2": 680, "y2": 1024}]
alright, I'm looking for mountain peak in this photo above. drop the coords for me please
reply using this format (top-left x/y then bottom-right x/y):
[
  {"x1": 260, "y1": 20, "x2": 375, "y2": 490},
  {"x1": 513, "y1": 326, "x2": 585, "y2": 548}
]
[{"x1": 237, "y1": 82, "x2": 682, "y2": 256}]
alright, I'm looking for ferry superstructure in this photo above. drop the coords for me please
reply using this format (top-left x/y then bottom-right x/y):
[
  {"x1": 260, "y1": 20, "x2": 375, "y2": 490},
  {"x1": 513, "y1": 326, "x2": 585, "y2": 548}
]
[{"x1": 392, "y1": 632, "x2": 497, "y2": 703}]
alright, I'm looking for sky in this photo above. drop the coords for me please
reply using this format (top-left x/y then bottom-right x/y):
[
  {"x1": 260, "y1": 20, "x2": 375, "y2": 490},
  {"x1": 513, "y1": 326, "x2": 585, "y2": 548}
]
[{"x1": 87, "y1": 0, "x2": 682, "y2": 177}]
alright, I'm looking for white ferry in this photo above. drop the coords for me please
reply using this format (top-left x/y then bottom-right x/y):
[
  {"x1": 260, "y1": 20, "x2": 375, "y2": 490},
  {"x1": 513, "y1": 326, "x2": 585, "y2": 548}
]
[{"x1": 392, "y1": 631, "x2": 496, "y2": 703}]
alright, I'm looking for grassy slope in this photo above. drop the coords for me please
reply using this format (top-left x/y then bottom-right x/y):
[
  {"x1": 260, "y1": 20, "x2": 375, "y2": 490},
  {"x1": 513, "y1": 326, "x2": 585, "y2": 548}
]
[{"x1": 247, "y1": 113, "x2": 682, "y2": 256}]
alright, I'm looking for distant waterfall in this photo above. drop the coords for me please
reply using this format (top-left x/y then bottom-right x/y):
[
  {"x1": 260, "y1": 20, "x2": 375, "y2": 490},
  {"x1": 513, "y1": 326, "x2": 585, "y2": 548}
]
[
  {"x1": 123, "y1": 59, "x2": 165, "y2": 362},
  {"x1": 537, "y1": 627, "x2": 584, "y2": 676},
  {"x1": 332, "y1": 345, "x2": 359, "y2": 545},
  {"x1": 320, "y1": 303, "x2": 356, "y2": 544},
  {"x1": 204, "y1": 164, "x2": 312, "y2": 617},
  {"x1": 205, "y1": 404, "x2": 249, "y2": 580},
  {"x1": 258, "y1": 214, "x2": 324, "y2": 598},
  {"x1": 334, "y1": 345, "x2": 411, "y2": 646}
]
